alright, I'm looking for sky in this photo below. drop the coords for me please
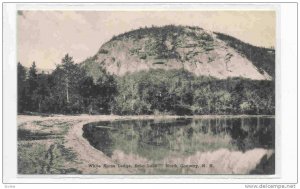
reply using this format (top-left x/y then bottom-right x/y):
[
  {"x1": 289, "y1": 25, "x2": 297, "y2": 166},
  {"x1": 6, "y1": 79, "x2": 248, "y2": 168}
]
[{"x1": 17, "y1": 11, "x2": 276, "y2": 70}]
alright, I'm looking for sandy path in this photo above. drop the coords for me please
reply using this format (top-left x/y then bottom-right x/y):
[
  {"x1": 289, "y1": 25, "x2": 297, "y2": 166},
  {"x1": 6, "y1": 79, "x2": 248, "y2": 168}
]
[
  {"x1": 62, "y1": 115, "x2": 183, "y2": 174},
  {"x1": 64, "y1": 120, "x2": 131, "y2": 174}
]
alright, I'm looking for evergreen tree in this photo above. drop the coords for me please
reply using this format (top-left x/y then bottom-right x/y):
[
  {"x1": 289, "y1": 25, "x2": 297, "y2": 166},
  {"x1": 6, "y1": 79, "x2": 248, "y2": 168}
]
[
  {"x1": 16, "y1": 59, "x2": 275, "y2": 115},
  {"x1": 27, "y1": 61, "x2": 38, "y2": 111},
  {"x1": 17, "y1": 62, "x2": 28, "y2": 113},
  {"x1": 33, "y1": 72, "x2": 51, "y2": 112},
  {"x1": 51, "y1": 54, "x2": 86, "y2": 113}
]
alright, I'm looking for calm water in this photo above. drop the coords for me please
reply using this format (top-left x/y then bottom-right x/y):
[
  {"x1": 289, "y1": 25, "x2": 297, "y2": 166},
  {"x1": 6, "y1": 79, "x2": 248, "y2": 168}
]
[{"x1": 82, "y1": 116, "x2": 275, "y2": 174}]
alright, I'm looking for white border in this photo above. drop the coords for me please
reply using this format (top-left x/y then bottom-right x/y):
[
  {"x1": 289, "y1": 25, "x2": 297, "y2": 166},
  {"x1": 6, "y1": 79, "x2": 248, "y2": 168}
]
[{"x1": 2, "y1": 2, "x2": 298, "y2": 184}]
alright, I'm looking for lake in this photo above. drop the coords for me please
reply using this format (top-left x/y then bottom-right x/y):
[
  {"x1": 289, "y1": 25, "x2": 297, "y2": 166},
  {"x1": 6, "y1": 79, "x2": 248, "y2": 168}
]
[{"x1": 82, "y1": 116, "x2": 275, "y2": 174}]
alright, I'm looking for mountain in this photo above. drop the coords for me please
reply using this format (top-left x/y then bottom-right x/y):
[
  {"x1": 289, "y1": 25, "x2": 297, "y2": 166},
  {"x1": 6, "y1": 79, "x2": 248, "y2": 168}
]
[{"x1": 82, "y1": 25, "x2": 275, "y2": 80}]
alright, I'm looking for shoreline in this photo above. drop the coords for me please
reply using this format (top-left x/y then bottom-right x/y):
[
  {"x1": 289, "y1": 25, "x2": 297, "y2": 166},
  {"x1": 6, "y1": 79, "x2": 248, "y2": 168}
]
[
  {"x1": 17, "y1": 114, "x2": 275, "y2": 122},
  {"x1": 17, "y1": 114, "x2": 275, "y2": 174}
]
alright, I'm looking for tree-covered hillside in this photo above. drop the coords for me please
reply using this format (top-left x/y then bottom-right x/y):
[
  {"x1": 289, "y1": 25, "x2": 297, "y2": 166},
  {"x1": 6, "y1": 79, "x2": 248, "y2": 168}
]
[{"x1": 18, "y1": 54, "x2": 275, "y2": 115}]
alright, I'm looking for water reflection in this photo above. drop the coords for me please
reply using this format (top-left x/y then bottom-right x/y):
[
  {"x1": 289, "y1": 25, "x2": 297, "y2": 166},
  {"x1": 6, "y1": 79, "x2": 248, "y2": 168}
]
[{"x1": 82, "y1": 116, "x2": 275, "y2": 174}]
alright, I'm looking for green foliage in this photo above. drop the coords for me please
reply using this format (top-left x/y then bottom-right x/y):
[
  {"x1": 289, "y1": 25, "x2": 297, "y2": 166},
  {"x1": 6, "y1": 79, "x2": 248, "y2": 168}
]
[
  {"x1": 98, "y1": 49, "x2": 109, "y2": 54},
  {"x1": 108, "y1": 25, "x2": 213, "y2": 60},
  {"x1": 113, "y1": 69, "x2": 275, "y2": 115},
  {"x1": 18, "y1": 57, "x2": 274, "y2": 115},
  {"x1": 27, "y1": 62, "x2": 38, "y2": 111},
  {"x1": 18, "y1": 62, "x2": 29, "y2": 113},
  {"x1": 44, "y1": 54, "x2": 86, "y2": 114},
  {"x1": 18, "y1": 54, "x2": 117, "y2": 115},
  {"x1": 33, "y1": 73, "x2": 51, "y2": 112},
  {"x1": 81, "y1": 56, "x2": 109, "y2": 82},
  {"x1": 18, "y1": 143, "x2": 81, "y2": 174}
]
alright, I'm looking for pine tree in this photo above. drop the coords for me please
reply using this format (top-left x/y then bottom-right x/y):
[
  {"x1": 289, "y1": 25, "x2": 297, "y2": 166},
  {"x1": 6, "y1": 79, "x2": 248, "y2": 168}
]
[
  {"x1": 51, "y1": 54, "x2": 86, "y2": 113},
  {"x1": 33, "y1": 72, "x2": 50, "y2": 112},
  {"x1": 28, "y1": 61, "x2": 38, "y2": 111},
  {"x1": 61, "y1": 54, "x2": 73, "y2": 103},
  {"x1": 17, "y1": 62, "x2": 28, "y2": 113}
]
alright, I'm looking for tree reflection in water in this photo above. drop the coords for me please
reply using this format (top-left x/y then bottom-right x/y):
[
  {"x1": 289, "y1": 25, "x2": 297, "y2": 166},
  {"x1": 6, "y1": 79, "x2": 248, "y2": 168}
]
[{"x1": 82, "y1": 116, "x2": 274, "y2": 161}]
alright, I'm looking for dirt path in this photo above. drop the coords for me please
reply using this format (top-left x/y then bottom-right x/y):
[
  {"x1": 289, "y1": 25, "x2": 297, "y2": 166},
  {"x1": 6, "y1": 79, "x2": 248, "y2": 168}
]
[
  {"x1": 61, "y1": 115, "x2": 182, "y2": 174},
  {"x1": 64, "y1": 120, "x2": 131, "y2": 174}
]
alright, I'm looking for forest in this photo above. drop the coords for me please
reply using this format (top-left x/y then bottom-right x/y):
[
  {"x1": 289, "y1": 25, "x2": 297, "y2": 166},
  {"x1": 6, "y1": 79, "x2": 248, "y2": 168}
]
[{"x1": 18, "y1": 54, "x2": 275, "y2": 115}]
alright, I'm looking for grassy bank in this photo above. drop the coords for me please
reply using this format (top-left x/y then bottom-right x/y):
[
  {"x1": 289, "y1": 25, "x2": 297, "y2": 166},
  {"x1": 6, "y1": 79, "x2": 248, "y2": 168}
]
[{"x1": 18, "y1": 118, "x2": 82, "y2": 174}]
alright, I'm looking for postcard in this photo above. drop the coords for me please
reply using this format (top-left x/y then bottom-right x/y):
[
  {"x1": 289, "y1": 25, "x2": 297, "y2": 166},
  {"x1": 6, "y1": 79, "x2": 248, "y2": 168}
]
[{"x1": 15, "y1": 9, "x2": 277, "y2": 175}]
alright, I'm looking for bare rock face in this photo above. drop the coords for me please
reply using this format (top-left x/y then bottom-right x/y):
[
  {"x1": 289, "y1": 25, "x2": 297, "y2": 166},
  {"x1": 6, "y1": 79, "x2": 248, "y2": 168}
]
[{"x1": 83, "y1": 25, "x2": 274, "y2": 80}]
